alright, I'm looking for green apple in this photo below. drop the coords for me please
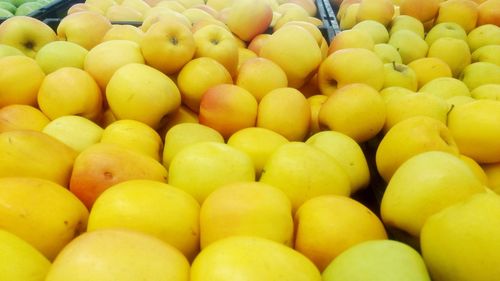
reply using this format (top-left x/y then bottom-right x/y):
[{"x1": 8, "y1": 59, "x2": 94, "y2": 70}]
[
  {"x1": 11, "y1": 0, "x2": 36, "y2": 7},
  {"x1": 388, "y1": 29, "x2": 429, "y2": 64},
  {"x1": 0, "y1": 7, "x2": 13, "y2": 17},
  {"x1": 0, "y1": 1, "x2": 16, "y2": 13},
  {"x1": 383, "y1": 62, "x2": 418, "y2": 91},
  {"x1": 15, "y1": 1, "x2": 43, "y2": 15},
  {"x1": 425, "y1": 22, "x2": 467, "y2": 47},
  {"x1": 460, "y1": 62, "x2": 500, "y2": 90},
  {"x1": 323, "y1": 240, "x2": 431, "y2": 281},
  {"x1": 35, "y1": 40, "x2": 89, "y2": 74}
]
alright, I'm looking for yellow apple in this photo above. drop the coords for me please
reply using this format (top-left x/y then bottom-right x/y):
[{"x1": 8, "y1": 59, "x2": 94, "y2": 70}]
[
  {"x1": 418, "y1": 77, "x2": 471, "y2": 99},
  {"x1": 319, "y1": 83, "x2": 386, "y2": 143},
  {"x1": 399, "y1": 0, "x2": 442, "y2": 22},
  {"x1": 69, "y1": 143, "x2": 168, "y2": 209},
  {"x1": 295, "y1": 195, "x2": 387, "y2": 271},
  {"x1": 141, "y1": 19, "x2": 195, "y2": 75},
  {"x1": 0, "y1": 104, "x2": 49, "y2": 132},
  {"x1": 84, "y1": 0, "x2": 118, "y2": 13},
  {"x1": 206, "y1": 0, "x2": 233, "y2": 11},
  {"x1": 460, "y1": 62, "x2": 500, "y2": 90},
  {"x1": 199, "y1": 84, "x2": 258, "y2": 139},
  {"x1": 318, "y1": 48, "x2": 385, "y2": 94},
  {"x1": 376, "y1": 116, "x2": 460, "y2": 182},
  {"x1": 373, "y1": 43, "x2": 403, "y2": 64},
  {"x1": 226, "y1": 127, "x2": 288, "y2": 177},
  {"x1": 257, "y1": 87, "x2": 310, "y2": 141},
  {"x1": 447, "y1": 100, "x2": 500, "y2": 163},
  {"x1": 435, "y1": 0, "x2": 479, "y2": 33},
  {"x1": 43, "y1": 115, "x2": 103, "y2": 153},
  {"x1": 260, "y1": 24, "x2": 322, "y2": 88},
  {"x1": 421, "y1": 193, "x2": 500, "y2": 281},
  {"x1": 191, "y1": 236, "x2": 321, "y2": 281},
  {"x1": 193, "y1": 24, "x2": 239, "y2": 77},
  {"x1": 306, "y1": 94, "x2": 328, "y2": 136},
  {"x1": 84, "y1": 39, "x2": 145, "y2": 90},
  {"x1": 356, "y1": 0, "x2": 395, "y2": 26},
  {"x1": 176, "y1": 57, "x2": 233, "y2": 112},
  {"x1": 45, "y1": 229, "x2": 190, "y2": 281},
  {"x1": 154, "y1": 0, "x2": 186, "y2": 12},
  {"x1": 121, "y1": 0, "x2": 151, "y2": 15},
  {"x1": 0, "y1": 44, "x2": 24, "y2": 58},
  {"x1": 467, "y1": 24, "x2": 500, "y2": 52},
  {"x1": 35, "y1": 41, "x2": 88, "y2": 74},
  {"x1": 0, "y1": 16, "x2": 57, "y2": 58},
  {"x1": 37, "y1": 67, "x2": 103, "y2": 121},
  {"x1": 470, "y1": 84, "x2": 500, "y2": 100},
  {"x1": 106, "y1": 63, "x2": 181, "y2": 128},
  {"x1": 447, "y1": 95, "x2": 476, "y2": 107},
  {"x1": 87, "y1": 180, "x2": 200, "y2": 261},
  {"x1": 389, "y1": 15, "x2": 425, "y2": 39},
  {"x1": 168, "y1": 142, "x2": 255, "y2": 203},
  {"x1": 102, "y1": 24, "x2": 145, "y2": 44},
  {"x1": 339, "y1": 2, "x2": 360, "y2": 30},
  {"x1": 383, "y1": 62, "x2": 418, "y2": 91},
  {"x1": 200, "y1": 181, "x2": 293, "y2": 248},
  {"x1": 182, "y1": 7, "x2": 214, "y2": 25},
  {"x1": 351, "y1": 19, "x2": 389, "y2": 44},
  {"x1": 0, "y1": 55, "x2": 44, "y2": 107},
  {"x1": 236, "y1": 57, "x2": 288, "y2": 101},
  {"x1": 0, "y1": 177, "x2": 88, "y2": 260},
  {"x1": 57, "y1": 11, "x2": 112, "y2": 50},
  {"x1": 141, "y1": 8, "x2": 191, "y2": 31},
  {"x1": 379, "y1": 86, "x2": 414, "y2": 102},
  {"x1": 157, "y1": 105, "x2": 199, "y2": 135},
  {"x1": 407, "y1": 57, "x2": 453, "y2": 88},
  {"x1": 0, "y1": 228, "x2": 51, "y2": 281},
  {"x1": 424, "y1": 22, "x2": 467, "y2": 47},
  {"x1": 428, "y1": 37, "x2": 471, "y2": 77},
  {"x1": 388, "y1": 29, "x2": 429, "y2": 64},
  {"x1": 483, "y1": 163, "x2": 500, "y2": 194},
  {"x1": 471, "y1": 45, "x2": 500, "y2": 66},
  {"x1": 67, "y1": 3, "x2": 105, "y2": 14},
  {"x1": 327, "y1": 29, "x2": 375, "y2": 54},
  {"x1": 105, "y1": 5, "x2": 144, "y2": 21},
  {"x1": 246, "y1": 33, "x2": 271, "y2": 54},
  {"x1": 273, "y1": 3, "x2": 310, "y2": 30},
  {"x1": 477, "y1": 0, "x2": 500, "y2": 26}
]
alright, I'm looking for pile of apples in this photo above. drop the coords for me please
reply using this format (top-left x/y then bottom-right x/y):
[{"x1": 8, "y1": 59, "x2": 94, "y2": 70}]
[
  {"x1": 0, "y1": 0, "x2": 59, "y2": 18},
  {"x1": 0, "y1": 0, "x2": 500, "y2": 280}
]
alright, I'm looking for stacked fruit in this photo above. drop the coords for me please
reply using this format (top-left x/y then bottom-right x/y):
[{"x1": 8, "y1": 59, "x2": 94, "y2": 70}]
[
  {"x1": 0, "y1": 0, "x2": 499, "y2": 280},
  {"x1": 0, "y1": 0, "x2": 58, "y2": 18}
]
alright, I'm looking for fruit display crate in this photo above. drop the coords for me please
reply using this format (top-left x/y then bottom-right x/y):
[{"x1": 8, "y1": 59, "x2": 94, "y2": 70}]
[{"x1": 317, "y1": 0, "x2": 341, "y2": 36}]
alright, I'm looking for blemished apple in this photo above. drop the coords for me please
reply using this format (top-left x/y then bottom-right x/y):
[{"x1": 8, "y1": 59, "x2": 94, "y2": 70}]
[
  {"x1": 199, "y1": 84, "x2": 258, "y2": 139},
  {"x1": 141, "y1": 19, "x2": 196, "y2": 75},
  {"x1": 0, "y1": 16, "x2": 57, "y2": 58}
]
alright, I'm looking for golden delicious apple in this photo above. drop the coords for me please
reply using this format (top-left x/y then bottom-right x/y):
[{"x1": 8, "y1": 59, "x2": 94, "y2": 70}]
[
  {"x1": 306, "y1": 94, "x2": 328, "y2": 135},
  {"x1": 389, "y1": 15, "x2": 425, "y2": 38},
  {"x1": 45, "y1": 229, "x2": 190, "y2": 281},
  {"x1": 176, "y1": 57, "x2": 233, "y2": 112},
  {"x1": 399, "y1": 0, "x2": 442, "y2": 22},
  {"x1": 419, "y1": 77, "x2": 470, "y2": 99},
  {"x1": 226, "y1": 0, "x2": 272, "y2": 41},
  {"x1": 200, "y1": 181, "x2": 293, "y2": 248},
  {"x1": 257, "y1": 87, "x2": 311, "y2": 141},
  {"x1": 0, "y1": 104, "x2": 49, "y2": 132},
  {"x1": 247, "y1": 33, "x2": 271, "y2": 54},
  {"x1": 0, "y1": 130, "x2": 76, "y2": 186},
  {"x1": 388, "y1": 29, "x2": 429, "y2": 64},
  {"x1": 106, "y1": 63, "x2": 181, "y2": 128},
  {"x1": 67, "y1": 3, "x2": 105, "y2": 14},
  {"x1": 206, "y1": 0, "x2": 233, "y2": 11},
  {"x1": 447, "y1": 95, "x2": 476, "y2": 106},
  {"x1": 0, "y1": 228, "x2": 51, "y2": 281},
  {"x1": 376, "y1": 116, "x2": 460, "y2": 182},
  {"x1": 141, "y1": 8, "x2": 191, "y2": 31},
  {"x1": 295, "y1": 195, "x2": 387, "y2": 271},
  {"x1": 35, "y1": 41, "x2": 88, "y2": 74},
  {"x1": 84, "y1": 39, "x2": 145, "y2": 90},
  {"x1": 339, "y1": 2, "x2": 360, "y2": 30},
  {"x1": 470, "y1": 84, "x2": 500, "y2": 100},
  {"x1": 318, "y1": 48, "x2": 385, "y2": 94},
  {"x1": 87, "y1": 180, "x2": 200, "y2": 261},
  {"x1": 69, "y1": 143, "x2": 168, "y2": 209},
  {"x1": 236, "y1": 47, "x2": 258, "y2": 68},
  {"x1": 379, "y1": 86, "x2": 414, "y2": 102},
  {"x1": 383, "y1": 62, "x2": 418, "y2": 91},
  {"x1": 121, "y1": 0, "x2": 151, "y2": 15},
  {"x1": 193, "y1": 24, "x2": 239, "y2": 77},
  {"x1": 477, "y1": 0, "x2": 500, "y2": 26},
  {"x1": 260, "y1": 24, "x2": 322, "y2": 88},
  {"x1": 191, "y1": 236, "x2": 320, "y2": 280},
  {"x1": 84, "y1": 0, "x2": 118, "y2": 13},
  {"x1": 322, "y1": 240, "x2": 431, "y2": 281},
  {"x1": 105, "y1": 5, "x2": 144, "y2": 21},
  {"x1": 448, "y1": 99, "x2": 500, "y2": 163},
  {"x1": 381, "y1": 151, "x2": 486, "y2": 238},
  {"x1": 352, "y1": 20, "x2": 390, "y2": 44},
  {"x1": 37, "y1": 67, "x2": 103, "y2": 121},
  {"x1": 421, "y1": 192, "x2": 500, "y2": 281},
  {"x1": 0, "y1": 177, "x2": 88, "y2": 260},
  {"x1": 57, "y1": 11, "x2": 112, "y2": 50},
  {"x1": 428, "y1": 37, "x2": 471, "y2": 77},
  {"x1": 471, "y1": 45, "x2": 500, "y2": 66},
  {"x1": 356, "y1": 0, "x2": 395, "y2": 26},
  {"x1": 273, "y1": 3, "x2": 310, "y2": 30},
  {"x1": 467, "y1": 24, "x2": 500, "y2": 52},
  {"x1": 236, "y1": 57, "x2": 288, "y2": 101},
  {"x1": 199, "y1": 84, "x2": 258, "y2": 139},
  {"x1": 168, "y1": 142, "x2": 255, "y2": 203},
  {"x1": 460, "y1": 62, "x2": 500, "y2": 90},
  {"x1": 101, "y1": 119, "x2": 162, "y2": 161},
  {"x1": 154, "y1": 0, "x2": 187, "y2": 12},
  {"x1": 182, "y1": 7, "x2": 214, "y2": 25},
  {"x1": 227, "y1": 127, "x2": 288, "y2": 177},
  {"x1": 43, "y1": 115, "x2": 103, "y2": 153},
  {"x1": 435, "y1": 0, "x2": 479, "y2": 33},
  {"x1": 0, "y1": 55, "x2": 44, "y2": 107},
  {"x1": 162, "y1": 122, "x2": 224, "y2": 168},
  {"x1": 407, "y1": 57, "x2": 453, "y2": 88},
  {"x1": 373, "y1": 43, "x2": 403, "y2": 64},
  {"x1": 259, "y1": 142, "x2": 351, "y2": 212},
  {"x1": 328, "y1": 29, "x2": 375, "y2": 54},
  {"x1": 424, "y1": 22, "x2": 467, "y2": 47},
  {"x1": 102, "y1": 24, "x2": 145, "y2": 44},
  {"x1": 0, "y1": 16, "x2": 57, "y2": 58},
  {"x1": 306, "y1": 131, "x2": 371, "y2": 192},
  {"x1": 319, "y1": 83, "x2": 386, "y2": 143},
  {"x1": 141, "y1": 19, "x2": 195, "y2": 75},
  {"x1": 0, "y1": 44, "x2": 23, "y2": 59}
]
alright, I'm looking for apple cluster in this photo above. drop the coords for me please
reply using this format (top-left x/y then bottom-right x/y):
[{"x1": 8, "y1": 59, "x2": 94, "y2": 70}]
[
  {"x1": 0, "y1": 0, "x2": 500, "y2": 280},
  {"x1": 0, "y1": 0, "x2": 58, "y2": 18}
]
